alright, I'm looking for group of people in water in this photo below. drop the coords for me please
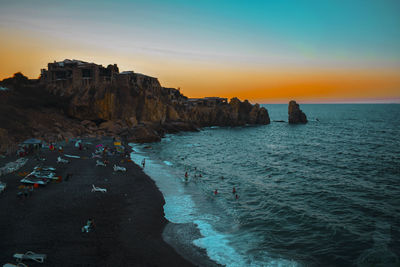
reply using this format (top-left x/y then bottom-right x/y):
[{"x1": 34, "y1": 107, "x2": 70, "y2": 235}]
[
  {"x1": 184, "y1": 170, "x2": 240, "y2": 200},
  {"x1": 214, "y1": 187, "x2": 239, "y2": 199}
]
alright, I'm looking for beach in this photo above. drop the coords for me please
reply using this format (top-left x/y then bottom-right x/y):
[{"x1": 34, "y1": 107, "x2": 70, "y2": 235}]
[{"x1": 0, "y1": 137, "x2": 194, "y2": 266}]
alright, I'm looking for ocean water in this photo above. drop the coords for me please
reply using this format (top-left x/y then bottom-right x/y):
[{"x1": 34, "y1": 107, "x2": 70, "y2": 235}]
[{"x1": 131, "y1": 104, "x2": 400, "y2": 267}]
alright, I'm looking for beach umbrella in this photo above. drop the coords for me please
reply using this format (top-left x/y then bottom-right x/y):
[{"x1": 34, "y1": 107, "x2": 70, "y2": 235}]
[
  {"x1": 96, "y1": 144, "x2": 103, "y2": 147},
  {"x1": 74, "y1": 140, "x2": 82, "y2": 147}
]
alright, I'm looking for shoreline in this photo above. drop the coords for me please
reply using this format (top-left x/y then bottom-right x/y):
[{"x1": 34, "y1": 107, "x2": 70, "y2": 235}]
[
  {"x1": 0, "y1": 137, "x2": 197, "y2": 266},
  {"x1": 129, "y1": 142, "x2": 223, "y2": 267}
]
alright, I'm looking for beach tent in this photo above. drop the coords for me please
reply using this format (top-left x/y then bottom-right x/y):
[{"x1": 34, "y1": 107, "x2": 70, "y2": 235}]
[
  {"x1": 21, "y1": 139, "x2": 42, "y2": 150},
  {"x1": 22, "y1": 138, "x2": 42, "y2": 145}
]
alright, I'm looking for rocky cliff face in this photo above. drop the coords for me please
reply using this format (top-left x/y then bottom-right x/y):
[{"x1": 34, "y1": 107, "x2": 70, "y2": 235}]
[
  {"x1": 186, "y1": 98, "x2": 269, "y2": 126},
  {"x1": 55, "y1": 73, "x2": 270, "y2": 130},
  {"x1": 288, "y1": 100, "x2": 307, "y2": 124},
  {"x1": 0, "y1": 69, "x2": 270, "y2": 152}
]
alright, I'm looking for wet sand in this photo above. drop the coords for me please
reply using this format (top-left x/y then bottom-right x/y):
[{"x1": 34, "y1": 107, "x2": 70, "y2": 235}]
[{"x1": 0, "y1": 138, "x2": 194, "y2": 266}]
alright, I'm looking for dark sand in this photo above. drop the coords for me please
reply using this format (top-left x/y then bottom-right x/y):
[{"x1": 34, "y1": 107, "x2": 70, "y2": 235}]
[{"x1": 0, "y1": 138, "x2": 195, "y2": 266}]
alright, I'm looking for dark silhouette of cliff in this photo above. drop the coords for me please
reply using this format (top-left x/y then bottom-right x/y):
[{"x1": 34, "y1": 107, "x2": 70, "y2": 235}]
[{"x1": 0, "y1": 60, "x2": 270, "y2": 153}]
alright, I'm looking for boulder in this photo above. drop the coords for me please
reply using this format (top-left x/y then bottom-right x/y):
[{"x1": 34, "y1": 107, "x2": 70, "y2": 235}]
[
  {"x1": 128, "y1": 116, "x2": 138, "y2": 127},
  {"x1": 128, "y1": 125, "x2": 162, "y2": 143},
  {"x1": 81, "y1": 120, "x2": 93, "y2": 127},
  {"x1": 288, "y1": 100, "x2": 307, "y2": 124},
  {"x1": 99, "y1": 121, "x2": 122, "y2": 135}
]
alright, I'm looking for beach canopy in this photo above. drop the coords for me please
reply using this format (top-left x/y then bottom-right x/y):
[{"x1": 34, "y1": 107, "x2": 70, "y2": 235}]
[{"x1": 22, "y1": 138, "x2": 42, "y2": 144}]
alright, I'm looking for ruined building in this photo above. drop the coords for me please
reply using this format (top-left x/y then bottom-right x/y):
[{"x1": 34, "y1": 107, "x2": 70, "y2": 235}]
[
  {"x1": 40, "y1": 59, "x2": 119, "y2": 88},
  {"x1": 40, "y1": 59, "x2": 227, "y2": 108}
]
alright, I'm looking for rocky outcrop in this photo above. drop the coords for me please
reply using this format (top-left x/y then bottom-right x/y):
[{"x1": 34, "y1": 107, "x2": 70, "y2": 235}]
[
  {"x1": 288, "y1": 100, "x2": 307, "y2": 124},
  {"x1": 0, "y1": 63, "x2": 271, "y2": 150},
  {"x1": 43, "y1": 68, "x2": 270, "y2": 128}
]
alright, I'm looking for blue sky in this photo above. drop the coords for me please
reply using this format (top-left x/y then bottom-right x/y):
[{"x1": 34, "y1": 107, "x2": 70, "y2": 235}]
[{"x1": 1, "y1": 0, "x2": 399, "y2": 102}]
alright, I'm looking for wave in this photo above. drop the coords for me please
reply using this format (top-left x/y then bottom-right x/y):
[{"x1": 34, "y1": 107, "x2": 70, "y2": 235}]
[{"x1": 129, "y1": 143, "x2": 299, "y2": 267}]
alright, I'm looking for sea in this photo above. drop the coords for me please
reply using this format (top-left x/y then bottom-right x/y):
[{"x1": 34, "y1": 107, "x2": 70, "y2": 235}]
[{"x1": 130, "y1": 104, "x2": 400, "y2": 267}]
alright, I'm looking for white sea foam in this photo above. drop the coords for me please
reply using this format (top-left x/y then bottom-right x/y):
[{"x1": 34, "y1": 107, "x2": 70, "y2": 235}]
[
  {"x1": 163, "y1": 160, "x2": 173, "y2": 166},
  {"x1": 129, "y1": 143, "x2": 299, "y2": 267}
]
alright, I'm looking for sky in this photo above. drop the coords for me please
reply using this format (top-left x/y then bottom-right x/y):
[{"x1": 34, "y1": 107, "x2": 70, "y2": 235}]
[{"x1": 0, "y1": 0, "x2": 399, "y2": 103}]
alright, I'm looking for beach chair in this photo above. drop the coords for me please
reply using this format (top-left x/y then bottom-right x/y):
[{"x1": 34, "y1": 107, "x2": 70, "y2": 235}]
[
  {"x1": 0, "y1": 182, "x2": 6, "y2": 193},
  {"x1": 91, "y1": 184, "x2": 107, "y2": 193},
  {"x1": 57, "y1": 156, "x2": 69, "y2": 164},
  {"x1": 64, "y1": 154, "x2": 80, "y2": 159},
  {"x1": 91, "y1": 153, "x2": 102, "y2": 159},
  {"x1": 96, "y1": 160, "x2": 106, "y2": 167},
  {"x1": 113, "y1": 165, "x2": 126, "y2": 172},
  {"x1": 3, "y1": 263, "x2": 28, "y2": 267},
  {"x1": 13, "y1": 251, "x2": 46, "y2": 263}
]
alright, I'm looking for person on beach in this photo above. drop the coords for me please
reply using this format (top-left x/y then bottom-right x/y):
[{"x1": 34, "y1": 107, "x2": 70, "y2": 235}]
[
  {"x1": 142, "y1": 159, "x2": 146, "y2": 168},
  {"x1": 79, "y1": 142, "x2": 82, "y2": 151},
  {"x1": 82, "y1": 218, "x2": 95, "y2": 233}
]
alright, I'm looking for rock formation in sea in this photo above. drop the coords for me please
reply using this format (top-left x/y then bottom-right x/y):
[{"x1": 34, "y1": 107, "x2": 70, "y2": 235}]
[
  {"x1": 0, "y1": 59, "x2": 270, "y2": 153},
  {"x1": 288, "y1": 100, "x2": 307, "y2": 124}
]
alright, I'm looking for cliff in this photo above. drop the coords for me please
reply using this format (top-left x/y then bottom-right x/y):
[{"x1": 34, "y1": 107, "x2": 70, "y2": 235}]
[{"x1": 0, "y1": 62, "x2": 270, "y2": 153}]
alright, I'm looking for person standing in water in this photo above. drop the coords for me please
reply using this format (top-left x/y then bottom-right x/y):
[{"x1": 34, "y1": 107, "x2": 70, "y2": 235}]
[
  {"x1": 214, "y1": 189, "x2": 218, "y2": 195},
  {"x1": 232, "y1": 187, "x2": 236, "y2": 194},
  {"x1": 141, "y1": 158, "x2": 146, "y2": 169}
]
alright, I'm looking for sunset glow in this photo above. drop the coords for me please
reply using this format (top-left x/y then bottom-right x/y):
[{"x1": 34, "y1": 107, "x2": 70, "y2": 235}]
[{"x1": 1, "y1": 0, "x2": 399, "y2": 103}]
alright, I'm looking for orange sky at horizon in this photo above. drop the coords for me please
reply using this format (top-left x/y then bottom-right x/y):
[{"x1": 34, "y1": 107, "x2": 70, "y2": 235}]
[{"x1": 1, "y1": 29, "x2": 399, "y2": 104}]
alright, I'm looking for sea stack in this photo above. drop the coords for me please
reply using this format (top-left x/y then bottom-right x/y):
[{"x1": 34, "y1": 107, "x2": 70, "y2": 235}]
[{"x1": 288, "y1": 100, "x2": 307, "y2": 124}]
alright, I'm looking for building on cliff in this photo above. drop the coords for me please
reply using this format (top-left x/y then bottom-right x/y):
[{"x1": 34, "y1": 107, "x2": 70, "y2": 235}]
[
  {"x1": 40, "y1": 59, "x2": 120, "y2": 88},
  {"x1": 39, "y1": 59, "x2": 189, "y2": 107},
  {"x1": 188, "y1": 97, "x2": 228, "y2": 107}
]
